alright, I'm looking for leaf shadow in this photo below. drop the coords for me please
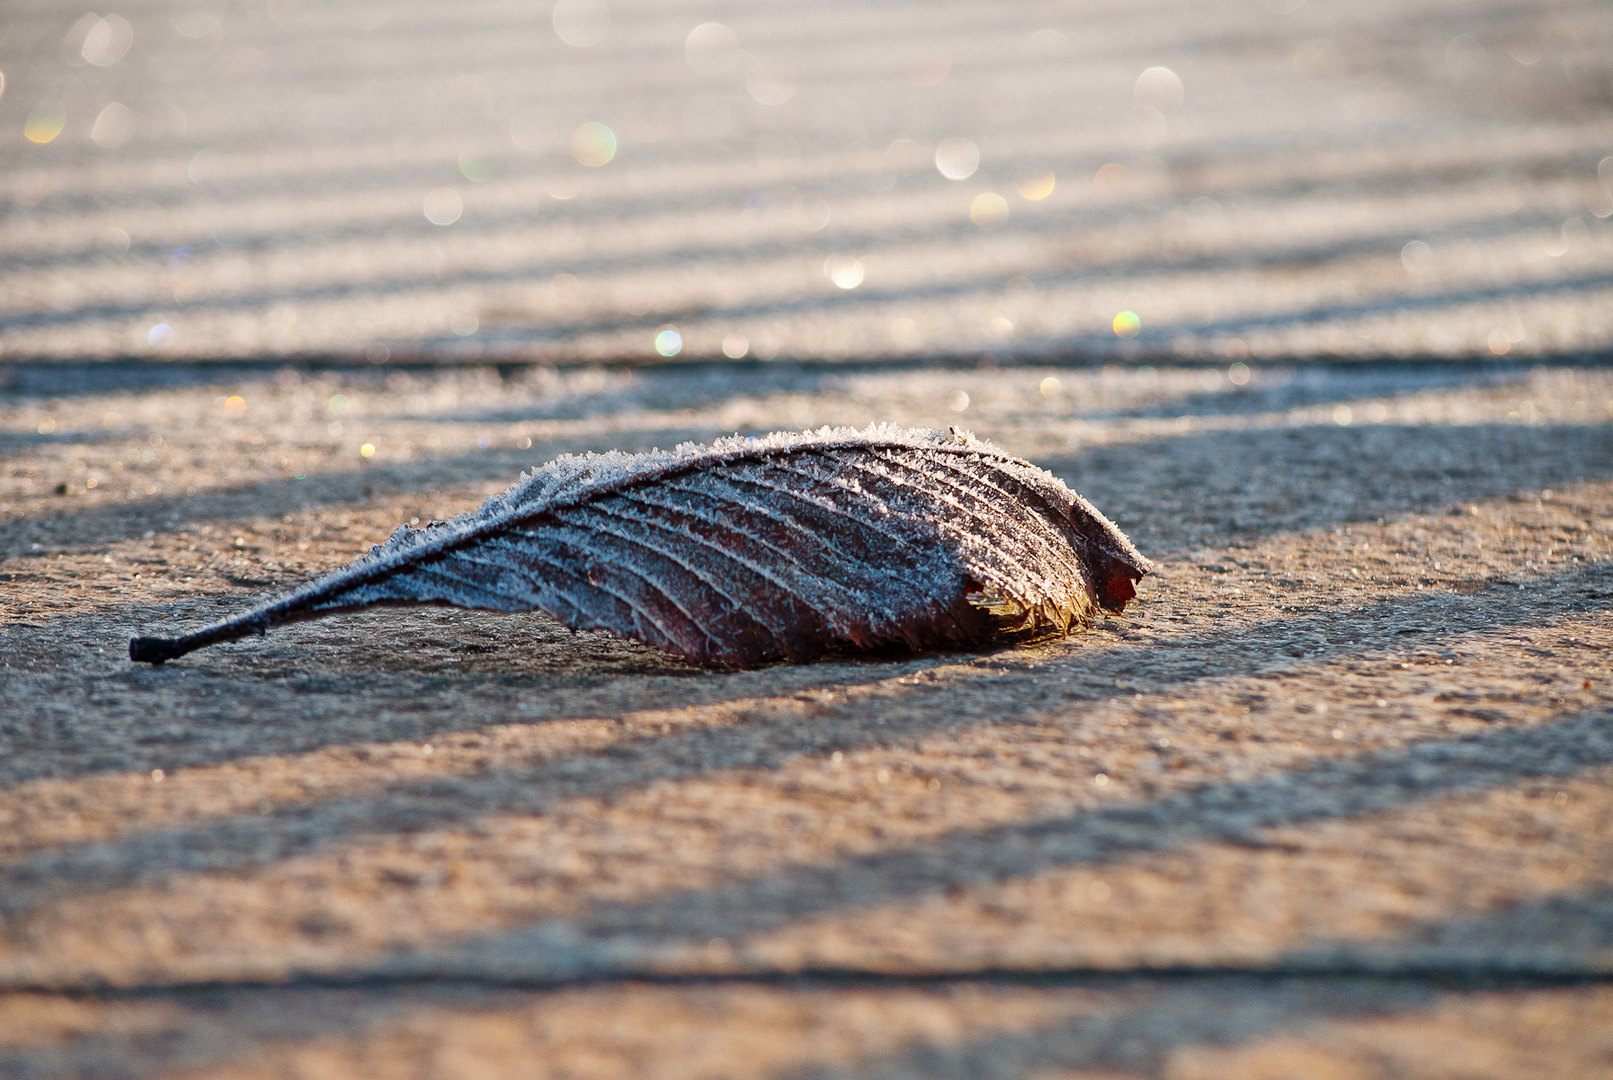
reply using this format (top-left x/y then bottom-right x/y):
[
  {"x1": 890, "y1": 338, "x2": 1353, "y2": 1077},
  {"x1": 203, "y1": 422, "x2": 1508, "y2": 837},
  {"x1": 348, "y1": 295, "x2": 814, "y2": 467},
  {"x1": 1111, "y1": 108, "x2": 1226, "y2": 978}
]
[
  {"x1": 763, "y1": 915, "x2": 1613, "y2": 1080},
  {"x1": 1071, "y1": 361, "x2": 1529, "y2": 423},
  {"x1": 7, "y1": 916, "x2": 1604, "y2": 1080},
  {"x1": 0, "y1": 125, "x2": 1573, "y2": 275},
  {"x1": 2, "y1": 728, "x2": 1610, "y2": 1077},
  {"x1": 1048, "y1": 418, "x2": 1613, "y2": 555},
  {"x1": 0, "y1": 360, "x2": 295, "y2": 407},
  {"x1": 403, "y1": 263, "x2": 1613, "y2": 362},
  {"x1": 396, "y1": 697, "x2": 1613, "y2": 983},
  {"x1": 0, "y1": 175, "x2": 1582, "y2": 341},
  {"x1": 442, "y1": 358, "x2": 1535, "y2": 432},
  {"x1": 2, "y1": 556, "x2": 1606, "y2": 944},
  {"x1": 2, "y1": 409, "x2": 1609, "y2": 789},
  {"x1": 0, "y1": 425, "x2": 717, "y2": 553}
]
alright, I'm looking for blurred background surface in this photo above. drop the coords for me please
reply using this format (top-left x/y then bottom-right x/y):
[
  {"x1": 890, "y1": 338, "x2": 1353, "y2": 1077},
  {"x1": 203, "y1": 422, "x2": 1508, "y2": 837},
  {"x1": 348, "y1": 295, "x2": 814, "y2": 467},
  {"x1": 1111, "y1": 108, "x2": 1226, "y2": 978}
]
[{"x1": 2, "y1": 0, "x2": 1611, "y2": 365}]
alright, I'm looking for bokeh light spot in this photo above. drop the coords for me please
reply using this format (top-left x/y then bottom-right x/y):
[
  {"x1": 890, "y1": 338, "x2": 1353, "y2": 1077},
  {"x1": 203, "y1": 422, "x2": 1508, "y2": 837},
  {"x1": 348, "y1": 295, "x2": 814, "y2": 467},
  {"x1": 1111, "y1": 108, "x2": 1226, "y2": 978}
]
[
  {"x1": 1093, "y1": 163, "x2": 1132, "y2": 195},
  {"x1": 91, "y1": 102, "x2": 135, "y2": 147},
  {"x1": 1134, "y1": 66, "x2": 1184, "y2": 111},
  {"x1": 171, "y1": 11, "x2": 218, "y2": 37},
  {"x1": 1401, "y1": 239, "x2": 1433, "y2": 272},
  {"x1": 654, "y1": 327, "x2": 683, "y2": 356},
  {"x1": 1488, "y1": 329, "x2": 1511, "y2": 355},
  {"x1": 795, "y1": 197, "x2": 830, "y2": 231},
  {"x1": 685, "y1": 23, "x2": 740, "y2": 76},
  {"x1": 935, "y1": 137, "x2": 979, "y2": 180},
  {"x1": 81, "y1": 15, "x2": 134, "y2": 67},
  {"x1": 950, "y1": 391, "x2": 970, "y2": 412},
  {"x1": 722, "y1": 334, "x2": 749, "y2": 358},
  {"x1": 552, "y1": 0, "x2": 609, "y2": 47},
  {"x1": 825, "y1": 255, "x2": 864, "y2": 289},
  {"x1": 1228, "y1": 361, "x2": 1252, "y2": 385},
  {"x1": 1039, "y1": 376, "x2": 1062, "y2": 397},
  {"x1": 423, "y1": 188, "x2": 463, "y2": 225},
  {"x1": 746, "y1": 60, "x2": 797, "y2": 105},
  {"x1": 1015, "y1": 164, "x2": 1055, "y2": 200},
  {"x1": 1188, "y1": 195, "x2": 1224, "y2": 223},
  {"x1": 25, "y1": 100, "x2": 66, "y2": 144},
  {"x1": 360, "y1": 442, "x2": 376, "y2": 458},
  {"x1": 458, "y1": 149, "x2": 499, "y2": 182},
  {"x1": 1124, "y1": 105, "x2": 1168, "y2": 149},
  {"x1": 1112, "y1": 311, "x2": 1141, "y2": 337},
  {"x1": 742, "y1": 190, "x2": 781, "y2": 223},
  {"x1": 148, "y1": 323, "x2": 174, "y2": 347},
  {"x1": 187, "y1": 151, "x2": 223, "y2": 186},
  {"x1": 544, "y1": 175, "x2": 581, "y2": 200},
  {"x1": 1333, "y1": 405, "x2": 1353, "y2": 426},
  {"x1": 970, "y1": 192, "x2": 1009, "y2": 226},
  {"x1": 550, "y1": 273, "x2": 581, "y2": 301},
  {"x1": 571, "y1": 122, "x2": 616, "y2": 166}
]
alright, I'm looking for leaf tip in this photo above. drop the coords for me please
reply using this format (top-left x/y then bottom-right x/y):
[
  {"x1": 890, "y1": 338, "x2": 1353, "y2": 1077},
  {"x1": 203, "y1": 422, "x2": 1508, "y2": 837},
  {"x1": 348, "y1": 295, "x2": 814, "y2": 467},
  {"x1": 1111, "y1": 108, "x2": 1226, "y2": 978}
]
[{"x1": 1096, "y1": 570, "x2": 1139, "y2": 613}]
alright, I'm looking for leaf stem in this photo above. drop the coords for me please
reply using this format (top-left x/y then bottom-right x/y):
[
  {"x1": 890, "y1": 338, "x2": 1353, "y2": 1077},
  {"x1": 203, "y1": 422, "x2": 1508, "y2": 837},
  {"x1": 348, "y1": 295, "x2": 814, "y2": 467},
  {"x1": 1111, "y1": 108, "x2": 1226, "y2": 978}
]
[{"x1": 129, "y1": 612, "x2": 268, "y2": 664}]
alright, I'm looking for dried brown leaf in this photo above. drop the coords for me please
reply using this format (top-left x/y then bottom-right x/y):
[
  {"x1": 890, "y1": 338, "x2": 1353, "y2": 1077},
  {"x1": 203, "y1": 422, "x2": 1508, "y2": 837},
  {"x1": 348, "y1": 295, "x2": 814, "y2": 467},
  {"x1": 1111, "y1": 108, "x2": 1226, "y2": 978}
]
[{"x1": 129, "y1": 425, "x2": 1151, "y2": 667}]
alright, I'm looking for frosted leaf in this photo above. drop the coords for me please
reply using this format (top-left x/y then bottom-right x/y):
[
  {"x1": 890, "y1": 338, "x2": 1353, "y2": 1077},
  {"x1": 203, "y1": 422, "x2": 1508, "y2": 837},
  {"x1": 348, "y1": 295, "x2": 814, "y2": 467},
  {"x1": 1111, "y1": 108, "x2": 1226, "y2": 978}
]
[{"x1": 130, "y1": 425, "x2": 1151, "y2": 667}]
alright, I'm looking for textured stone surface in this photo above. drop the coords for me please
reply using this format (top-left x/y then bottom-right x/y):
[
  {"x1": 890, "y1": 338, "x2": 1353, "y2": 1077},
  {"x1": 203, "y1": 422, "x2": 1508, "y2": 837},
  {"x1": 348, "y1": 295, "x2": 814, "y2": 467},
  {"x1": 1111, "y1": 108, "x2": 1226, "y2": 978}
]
[
  {"x1": 1, "y1": 0, "x2": 1611, "y2": 363},
  {"x1": 4, "y1": 980, "x2": 1613, "y2": 1080},
  {"x1": 2, "y1": 0, "x2": 1613, "y2": 1073},
  {"x1": 2, "y1": 358, "x2": 1611, "y2": 1075}
]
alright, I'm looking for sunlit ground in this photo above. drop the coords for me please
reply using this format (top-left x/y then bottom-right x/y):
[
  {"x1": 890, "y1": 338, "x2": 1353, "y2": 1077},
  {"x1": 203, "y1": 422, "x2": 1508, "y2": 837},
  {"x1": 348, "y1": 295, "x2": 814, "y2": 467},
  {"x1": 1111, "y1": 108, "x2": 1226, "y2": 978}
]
[
  {"x1": 2, "y1": 357, "x2": 1611, "y2": 1076},
  {"x1": 2, "y1": 0, "x2": 1612, "y2": 1075},
  {"x1": 1, "y1": 0, "x2": 1610, "y2": 364}
]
